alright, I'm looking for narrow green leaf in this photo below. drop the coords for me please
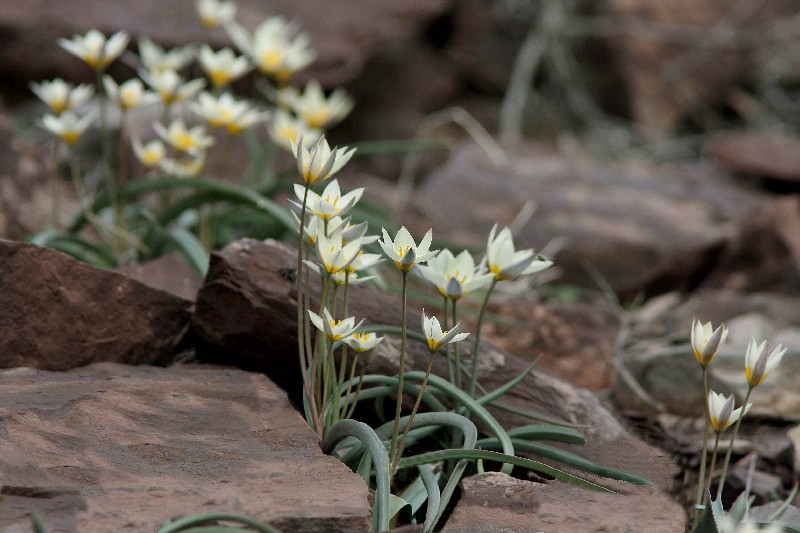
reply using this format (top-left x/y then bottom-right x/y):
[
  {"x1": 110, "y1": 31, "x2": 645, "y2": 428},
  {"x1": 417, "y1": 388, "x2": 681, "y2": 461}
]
[
  {"x1": 389, "y1": 494, "x2": 413, "y2": 527},
  {"x1": 157, "y1": 512, "x2": 281, "y2": 533},
  {"x1": 475, "y1": 438, "x2": 650, "y2": 485},
  {"x1": 397, "y1": 449, "x2": 616, "y2": 494},
  {"x1": 403, "y1": 372, "x2": 516, "y2": 475},
  {"x1": 70, "y1": 177, "x2": 293, "y2": 233},
  {"x1": 489, "y1": 400, "x2": 590, "y2": 428},
  {"x1": 507, "y1": 425, "x2": 586, "y2": 445},
  {"x1": 417, "y1": 465, "x2": 441, "y2": 533}
]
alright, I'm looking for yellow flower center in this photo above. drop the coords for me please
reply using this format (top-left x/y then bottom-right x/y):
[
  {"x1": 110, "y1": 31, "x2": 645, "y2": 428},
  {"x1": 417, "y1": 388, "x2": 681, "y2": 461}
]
[
  {"x1": 62, "y1": 130, "x2": 80, "y2": 145},
  {"x1": 260, "y1": 50, "x2": 284, "y2": 72},
  {"x1": 173, "y1": 131, "x2": 198, "y2": 152},
  {"x1": 210, "y1": 69, "x2": 232, "y2": 87},
  {"x1": 121, "y1": 87, "x2": 138, "y2": 109},
  {"x1": 303, "y1": 108, "x2": 330, "y2": 129},
  {"x1": 142, "y1": 149, "x2": 162, "y2": 167},
  {"x1": 51, "y1": 100, "x2": 69, "y2": 114}
]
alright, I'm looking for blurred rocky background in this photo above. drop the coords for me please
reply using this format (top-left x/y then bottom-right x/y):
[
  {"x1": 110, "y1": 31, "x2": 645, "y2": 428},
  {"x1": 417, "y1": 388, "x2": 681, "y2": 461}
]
[{"x1": 4, "y1": 0, "x2": 800, "y2": 529}]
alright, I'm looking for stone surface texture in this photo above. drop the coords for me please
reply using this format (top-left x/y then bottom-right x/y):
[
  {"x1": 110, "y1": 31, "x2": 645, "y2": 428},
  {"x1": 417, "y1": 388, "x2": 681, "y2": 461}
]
[
  {"x1": 443, "y1": 472, "x2": 686, "y2": 532},
  {"x1": 707, "y1": 131, "x2": 800, "y2": 183},
  {"x1": 0, "y1": 240, "x2": 191, "y2": 370},
  {"x1": 115, "y1": 252, "x2": 203, "y2": 302},
  {"x1": 0, "y1": 363, "x2": 371, "y2": 532},
  {"x1": 413, "y1": 143, "x2": 773, "y2": 296},
  {"x1": 603, "y1": 0, "x2": 800, "y2": 134}
]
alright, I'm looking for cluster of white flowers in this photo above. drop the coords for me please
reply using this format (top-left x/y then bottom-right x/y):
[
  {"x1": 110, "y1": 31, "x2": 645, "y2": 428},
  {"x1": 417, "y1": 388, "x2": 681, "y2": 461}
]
[{"x1": 34, "y1": 0, "x2": 355, "y2": 180}]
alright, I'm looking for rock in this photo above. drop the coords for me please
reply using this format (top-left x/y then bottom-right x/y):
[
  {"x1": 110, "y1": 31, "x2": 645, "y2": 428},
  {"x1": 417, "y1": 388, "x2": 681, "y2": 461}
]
[
  {"x1": 726, "y1": 454, "x2": 783, "y2": 505},
  {"x1": 707, "y1": 131, "x2": 800, "y2": 184},
  {"x1": 700, "y1": 196, "x2": 800, "y2": 294},
  {"x1": 788, "y1": 424, "x2": 800, "y2": 475},
  {"x1": 0, "y1": 0, "x2": 450, "y2": 87},
  {"x1": 115, "y1": 252, "x2": 203, "y2": 302},
  {"x1": 442, "y1": 472, "x2": 686, "y2": 532},
  {"x1": 472, "y1": 298, "x2": 620, "y2": 391},
  {"x1": 0, "y1": 240, "x2": 191, "y2": 370},
  {"x1": 616, "y1": 289, "x2": 800, "y2": 419},
  {"x1": 194, "y1": 239, "x2": 679, "y2": 495},
  {"x1": 602, "y1": 0, "x2": 800, "y2": 134},
  {"x1": 749, "y1": 501, "x2": 800, "y2": 526},
  {"x1": 0, "y1": 362, "x2": 371, "y2": 532},
  {"x1": 413, "y1": 143, "x2": 773, "y2": 296}
]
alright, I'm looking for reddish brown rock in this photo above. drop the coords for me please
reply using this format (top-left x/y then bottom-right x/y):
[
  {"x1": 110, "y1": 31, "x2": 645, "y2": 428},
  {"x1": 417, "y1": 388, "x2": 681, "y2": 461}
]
[
  {"x1": 0, "y1": 0, "x2": 450, "y2": 87},
  {"x1": 0, "y1": 362, "x2": 371, "y2": 532},
  {"x1": 475, "y1": 298, "x2": 619, "y2": 391},
  {"x1": 707, "y1": 131, "x2": 800, "y2": 183},
  {"x1": 413, "y1": 143, "x2": 773, "y2": 297},
  {"x1": 443, "y1": 472, "x2": 686, "y2": 532},
  {"x1": 0, "y1": 240, "x2": 191, "y2": 370},
  {"x1": 115, "y1": 252, "x2": 203, "y2": 302}
]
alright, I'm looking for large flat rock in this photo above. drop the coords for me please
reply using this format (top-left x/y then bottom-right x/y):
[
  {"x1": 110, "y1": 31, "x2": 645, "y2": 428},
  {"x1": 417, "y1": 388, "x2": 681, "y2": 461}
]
[{"x1": 0, "y1": 363, "x2": 371, "y2": 532}]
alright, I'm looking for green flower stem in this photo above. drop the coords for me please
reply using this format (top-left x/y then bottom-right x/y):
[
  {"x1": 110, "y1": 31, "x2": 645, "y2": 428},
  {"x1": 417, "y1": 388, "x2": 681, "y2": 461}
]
[
  {"x1": 314, "y1": 272, "x2": 331, "y2": 428},
  {"x1": 443, "y1": 295, "x2": 454, "y2": 384},
  {"x1": 95, "y1": 69, "x2": 117, "y2": 233},
  {"x1": 50, "y1": 141, "x2": 60, "y2": 227},
  {"x1": 295, "y1": 184, "x2": 320, "y2": 435},
  {"x1": 337, "y1": 274, "x2": 351, "y2": 387},
  {"x1": 337, "y1": 274, "x2": 352, "y2": 420},
  {"x1": 116, "y1": 107, "x2": 128, "y2": 241},
  {"x1": 704, "y1": 432, "x2": 722, "y2": 500},
  {"x1": 716, "y1": 385, "x2": 753, "y2": 500},
  {"x1": 469, "y1": 278, "x2": 497, "y2": 397},
  {"x1": 392, "y1": 349, "x2": 437, "y2": 472},
  {"x1": 70, "y1": 148, "x2": 85, "y2": 202},
  {"x1": 389, "y1": 270, "x2": 409, "y2": 464},
  {"x1": 341, "y1": 349, "x2": 362, "y2": 419},
  {"x1": 322, "y1": 341, "x2": 336, "y2": 431},
  {"x1": 452, "y1": 299, "x2": 462, "y2": 390},
  {"x1": 694, "y1": 367, "x2": 712, "y2": 517},
  {"x1": 157, "y1": 102, "x2": 172, "y2": 212}
]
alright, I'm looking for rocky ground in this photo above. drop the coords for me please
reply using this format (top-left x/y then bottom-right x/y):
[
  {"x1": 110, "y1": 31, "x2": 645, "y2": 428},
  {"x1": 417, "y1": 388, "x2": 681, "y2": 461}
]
[{"x1": 3, "y1": 1, "x2": 800, "y2": 532}]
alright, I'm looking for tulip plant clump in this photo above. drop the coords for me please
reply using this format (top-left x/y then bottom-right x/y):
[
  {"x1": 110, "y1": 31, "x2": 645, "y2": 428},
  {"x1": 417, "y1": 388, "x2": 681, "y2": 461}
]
[
  {"x1": 289, "y1": 133, "x2": 654, "y2": 532},
  {"x1": 30, "y1": 0, "x2": 656, "y2": 532},
  {"x1": 31, "y1": 0, "x2": 350, "y2": 271},
  {"x1": 689, "y1": 320, "x2": 798, "y2": 533}
]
